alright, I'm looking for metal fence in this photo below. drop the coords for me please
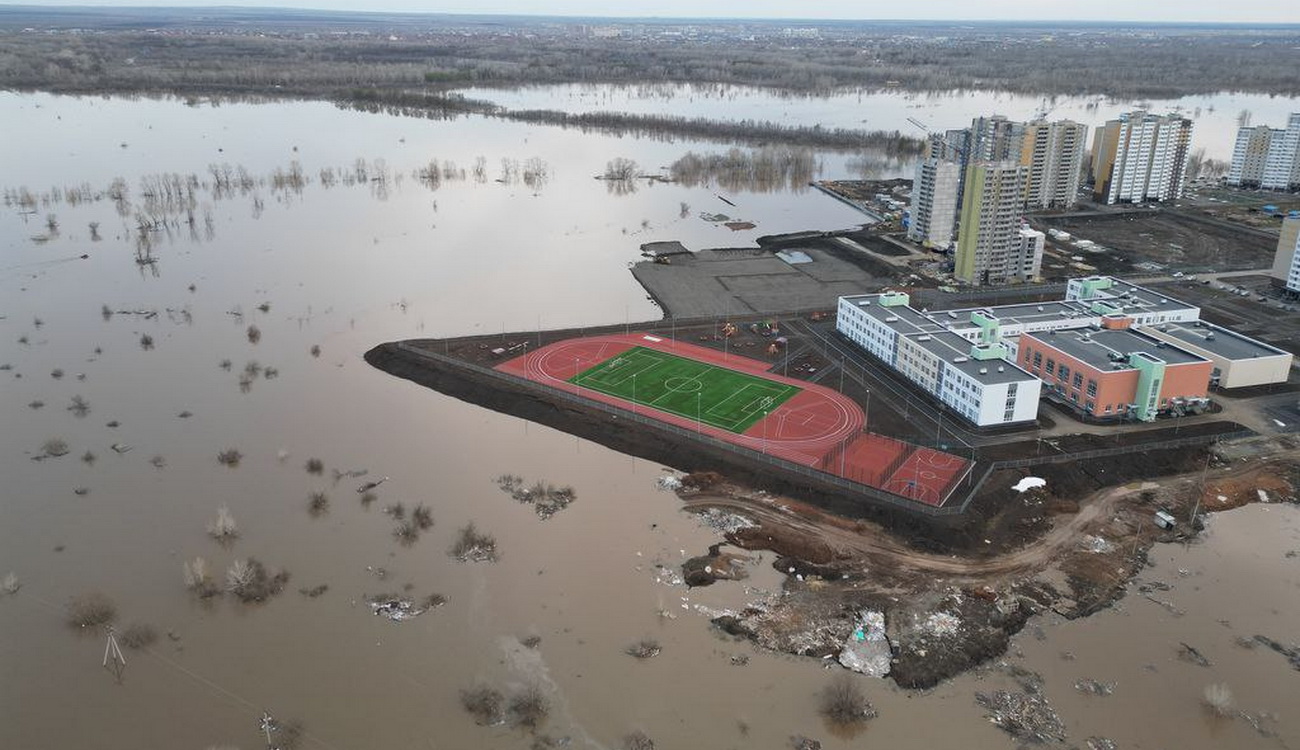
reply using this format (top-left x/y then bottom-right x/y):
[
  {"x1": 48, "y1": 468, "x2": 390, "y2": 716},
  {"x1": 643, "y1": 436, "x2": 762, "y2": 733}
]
[
  {"x1": 395, "y1": 343, "x2": 1253, "y2": 518},
  {"x1": 395, "y1": 342, "x2": 976, "y2": 516}
]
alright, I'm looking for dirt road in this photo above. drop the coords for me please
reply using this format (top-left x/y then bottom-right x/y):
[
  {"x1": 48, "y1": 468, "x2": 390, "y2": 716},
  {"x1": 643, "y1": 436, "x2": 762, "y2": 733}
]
[{"x1": 681, "y1": 451, "x2": 1298, "y2": 584}]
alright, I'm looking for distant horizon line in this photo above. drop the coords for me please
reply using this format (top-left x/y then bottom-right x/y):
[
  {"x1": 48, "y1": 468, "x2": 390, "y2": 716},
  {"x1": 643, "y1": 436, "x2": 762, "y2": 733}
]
[{"x1": 2, "y1": 5, "x2": 1299, "y2": 28}]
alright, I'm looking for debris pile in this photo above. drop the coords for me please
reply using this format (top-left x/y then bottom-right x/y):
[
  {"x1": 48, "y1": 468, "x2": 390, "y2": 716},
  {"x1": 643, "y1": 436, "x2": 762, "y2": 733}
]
[
  {"x1": 1073, "y1": 678, "x2": 1115, "y2": 696},
  {"x1": 838, "y1": 611, "x2": 891, "y2": 677},
  {"x1": 367, "y1": 593, "x2": 445, "y2": 621},
  {"x1": 495, "y1": 474, "x2": 576, "y2": 519},
  {"x1": 655, "y1": 474, "x2": 683, "y2": 491},
  {"x1": 693, "y1": 507, "x2": 758, "y2": 535},
  {"x1": 975, "y1": 689, "x2": 1066, "y2": 744}
]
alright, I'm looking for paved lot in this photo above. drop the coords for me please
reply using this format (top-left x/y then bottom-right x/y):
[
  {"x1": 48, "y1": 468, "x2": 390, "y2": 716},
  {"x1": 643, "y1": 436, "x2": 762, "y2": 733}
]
[{"x1": 632, "y1": 244, "x2": 889, "y2": 318}]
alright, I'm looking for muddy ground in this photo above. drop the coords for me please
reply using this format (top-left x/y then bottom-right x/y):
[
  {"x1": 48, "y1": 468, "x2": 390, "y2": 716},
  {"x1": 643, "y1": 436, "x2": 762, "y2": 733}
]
[
  {"x1": 1034, "y1": 209, "x2": 1277, "y2": 276},
  {"x1": 686, "y1": 437, "x2": 1300, "y2": 689}
]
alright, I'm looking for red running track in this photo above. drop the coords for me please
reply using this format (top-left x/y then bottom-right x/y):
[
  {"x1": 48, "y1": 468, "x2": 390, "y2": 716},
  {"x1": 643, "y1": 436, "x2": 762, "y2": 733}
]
[
  {"x1": 496, "y1": 332, "x2": 969, "y2": 507},
  {"x1": 498, "y1": 333, "x2": 864, "y2": 468}
]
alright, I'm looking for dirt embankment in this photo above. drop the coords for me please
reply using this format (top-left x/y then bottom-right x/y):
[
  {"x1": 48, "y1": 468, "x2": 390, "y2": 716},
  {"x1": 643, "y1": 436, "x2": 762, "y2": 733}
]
[{"x1": 686, "y1": 444, "x2": 1300, "y2": 689}]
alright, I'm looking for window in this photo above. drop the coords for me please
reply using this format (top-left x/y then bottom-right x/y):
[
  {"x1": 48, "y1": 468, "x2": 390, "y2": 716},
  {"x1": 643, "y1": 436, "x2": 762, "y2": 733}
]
[
  {"x1": 1086, "y1": 379, "x2": 1098, "y2": 397},
  {"x1": 1058, "y1": 365, "x2": 1070, "y2": 382},
  {"x1": 1046, "y1": 359, "x2": 1056, "y2": 375},
  {"x1": 1033, "y1": 352, "x2": 1042, "y2": 366},
  {"x1": 1072, "y1": 372, "x2": 1083, "y2": 389}
]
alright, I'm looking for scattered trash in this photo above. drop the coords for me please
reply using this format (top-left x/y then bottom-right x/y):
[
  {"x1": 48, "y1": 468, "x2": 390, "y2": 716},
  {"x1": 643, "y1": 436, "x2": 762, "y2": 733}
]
[
  {"x1": 655, "y1": 474, "x2": 682, "y2": 491},
  {"x1": 1085, "y1": 738, "x2": 1118, "y2": 750},
  {"x1": 789, "y1": 736, "x2": 821, "y2": 750},
  {"x1": 975, "y1": 690, "x2": 1066, "y2": 744},
  {"x1": 1082, "y1": 535, "x2": 1113, "y2": 554},
  {"x1": 1257, "y1": 489, "x2": 1271, "y2": 503},
  {"x1": 918, "y1": 607, "x2": 962, "y2": 636},
  {"x1": 693, "y1": 508, "x2": 758, "y2": 535},
  {"x1": 110, "y1": 443, "x2": 132, "y2": 454},
  {"x1": 625, "y1": 638, "x2": 661, "y2": 659},
  {"x1": 838, "y1": 611, "x2": 891, "y2": 677},
  {"x1": 1073, "y1": 678, "x2": 1115, "y2": 696},
  {"x1": 367, "y1": 593, "x2": 444, "y2": 621}
]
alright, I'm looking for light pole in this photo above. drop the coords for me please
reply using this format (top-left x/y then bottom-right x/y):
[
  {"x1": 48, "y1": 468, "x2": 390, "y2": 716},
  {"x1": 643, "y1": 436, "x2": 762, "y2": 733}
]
[
  {"x1": 696, "y1": 392, "x2": 702, "y2": 434},
  {"x1": 762, "y1": 409, "x2": 769, "y2": 454},
  {"x1": 575, "y1": 356, "x2": 581, "y2": 397},
  {"x1": 632, "y1": 374, "x2": 637, "y2": 416}
]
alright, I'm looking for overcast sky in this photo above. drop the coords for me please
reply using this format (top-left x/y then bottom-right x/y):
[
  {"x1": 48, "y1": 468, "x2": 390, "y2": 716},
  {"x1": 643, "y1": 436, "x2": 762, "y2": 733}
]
[{"x1": 10, "y1": 0, "x2": 1300, "y2": 24}]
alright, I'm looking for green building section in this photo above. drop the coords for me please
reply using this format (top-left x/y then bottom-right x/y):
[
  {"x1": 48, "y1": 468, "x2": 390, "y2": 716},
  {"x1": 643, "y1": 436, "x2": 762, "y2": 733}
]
[
  {"x1": 1129, "y1": 352, "x2": 1166, "y2": 422},
  {"x1": 570, "y1": 347, "x2": 801, "y2": 434},
  {"x1": 954, "y1": 162, "x2": 986, "y2": 284}
]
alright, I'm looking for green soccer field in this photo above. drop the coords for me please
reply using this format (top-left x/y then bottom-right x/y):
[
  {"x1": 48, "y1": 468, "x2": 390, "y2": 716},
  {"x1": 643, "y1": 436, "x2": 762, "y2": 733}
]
[{"x1": 569, "y1": 346, "x2": 801, "y2": 433}]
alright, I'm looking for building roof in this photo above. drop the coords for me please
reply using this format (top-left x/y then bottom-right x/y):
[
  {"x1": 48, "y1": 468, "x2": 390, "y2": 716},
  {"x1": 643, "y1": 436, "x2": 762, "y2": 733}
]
[
  {"x1": 1024, "y1": 328, "x2": 1208, "y2": 371},
  {"x1": 843, "y1": 296, "x2": 1035, "y2": 385},
  {"x1": 1151, "y1": 320, "x2": 1291, "y2": 361}
]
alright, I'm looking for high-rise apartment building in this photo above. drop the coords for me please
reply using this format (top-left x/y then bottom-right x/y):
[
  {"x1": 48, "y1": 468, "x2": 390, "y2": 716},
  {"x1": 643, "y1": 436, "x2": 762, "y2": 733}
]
[
  {"x1": 907, "y1": 154, "x2": 962, "y2": 250},
  {"x1": 1013, "y1": 227, "x2": 1046, "y2": 281},
  {"x1": 1020, "y1": 120, "x2": 1088, "y2": 209},
  {"x1": 1091, "y1": 112, "x2": 1192, "y2": 204},
  {"x1": 1227, "y1": 113, "x2": 1300, "y2": 190},
  {"x1": 969, "y1": 116, "x2": 1026, "y2": 162},
  {"x1": 1274, "y1": 216, "x2": 1300, "y2": 293},
  {"x1": 954, "y1": 161, "x2": 1028, "y2": 286}
]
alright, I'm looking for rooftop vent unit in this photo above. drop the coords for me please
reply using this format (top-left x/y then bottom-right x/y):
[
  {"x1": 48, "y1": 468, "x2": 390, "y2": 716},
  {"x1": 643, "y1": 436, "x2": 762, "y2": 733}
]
[
  {"x1": 859, "y1": 300, "x2": 872, "y2": 306},
  {"x1": 1205, "y1": 333, "x2": 1215, "y2": 341},
  {"x1": 1037, "y1": 306, "x2": 1044, "y2": 312},
  {"x1": 979, "y1": 368, "x2": 988, "y2": 375},
  {"x1": 918, "y1": 335, "x2": 932, "y2": 341},
  {"x1": 947, "y1": 311, "x2": 958, "y2": 319},
  {"x1": 954, "y1": 356, "x2": 969, "y2": 363},
  {"x1": 1155, "y1": 341, "x2": 1166, "y2": 347},
  {"x1": 997, "y1": 366, "x2": 1005, "y2": 373},
  {"x1": 885, "y1": 316, "x2": 899, "y2": 323}
]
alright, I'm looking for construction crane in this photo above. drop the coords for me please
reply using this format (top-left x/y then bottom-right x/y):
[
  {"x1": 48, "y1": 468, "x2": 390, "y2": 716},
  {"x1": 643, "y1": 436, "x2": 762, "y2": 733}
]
[{"x1": 906, "y1": 117, "x2": 967, "y2": 159}]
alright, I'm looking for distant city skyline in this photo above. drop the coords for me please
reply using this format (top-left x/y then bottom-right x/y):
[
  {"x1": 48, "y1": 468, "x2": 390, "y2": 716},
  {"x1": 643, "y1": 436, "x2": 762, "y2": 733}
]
[{"x1": 6, "y1": 0, "x2": 1300, "y2": 25}]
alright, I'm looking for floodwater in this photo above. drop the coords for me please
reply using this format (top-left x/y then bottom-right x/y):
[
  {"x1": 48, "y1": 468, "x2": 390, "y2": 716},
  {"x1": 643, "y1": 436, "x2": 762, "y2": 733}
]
[
  {"x1": 461, "y1": 82, "x2": 1300, "y2": 163},
  {"x1": 1, "y1": 90, "x2": 1297, "y2": 749}
]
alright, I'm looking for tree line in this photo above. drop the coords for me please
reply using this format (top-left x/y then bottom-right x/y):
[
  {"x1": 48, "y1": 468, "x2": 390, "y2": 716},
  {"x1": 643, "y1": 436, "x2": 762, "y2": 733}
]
[{"x1": 2, "y1": 23, "x2": 1299, "y2": 101}]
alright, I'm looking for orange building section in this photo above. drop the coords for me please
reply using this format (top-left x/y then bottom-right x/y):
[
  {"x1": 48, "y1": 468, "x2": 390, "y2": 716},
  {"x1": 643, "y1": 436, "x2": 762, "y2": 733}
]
[
  {"x1": 1019, "y1": 333, "x2": 1212, "y2": 418},
  {"x1": 1160, "y1": 357, "x2": 1215, "y2": 405}
]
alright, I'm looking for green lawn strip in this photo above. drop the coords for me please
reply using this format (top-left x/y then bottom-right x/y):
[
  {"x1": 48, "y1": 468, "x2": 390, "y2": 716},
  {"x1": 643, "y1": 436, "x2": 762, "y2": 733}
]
[{"x1": 570, "y1": 346, "x2": 801, "y2": 433}]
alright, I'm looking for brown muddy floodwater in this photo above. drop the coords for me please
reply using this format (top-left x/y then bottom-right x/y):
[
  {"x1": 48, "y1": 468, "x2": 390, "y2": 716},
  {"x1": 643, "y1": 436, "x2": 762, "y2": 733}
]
[{"x1": 1, "y1": 91, "x2": 1298, "y2": 749}]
